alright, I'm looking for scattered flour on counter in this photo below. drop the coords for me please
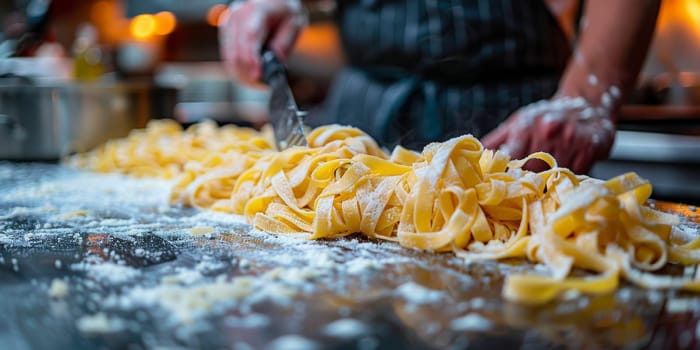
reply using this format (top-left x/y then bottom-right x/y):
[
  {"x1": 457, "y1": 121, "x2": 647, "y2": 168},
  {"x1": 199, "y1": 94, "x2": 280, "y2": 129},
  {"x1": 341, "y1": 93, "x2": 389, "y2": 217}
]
[
  {"x1": 238, "y1": 258, "x2": 250, "y2": 270},
  {"x1": 189, "y1": 226, "x2": 215, "y2": 235},
  {"x1": 223, "y1": 314, "x2": 271, "y2": 328},
  {"x1": 0, "y1": 206, "x2": 57, "y2": 219},
  {"x1": 195, "y1": 257, "x2": 229, "y2": 275},
  {"x1": 322, "y1": 318, "x2": 370, "y2": 339},
  {"x1": 450, "y1": 313, "x2": 492, "y2": 331},
  {"x1": 161, "y1": 268, "x2": 204, "y2": 285},
  {"x1": 71, "y1": 260, "x2": 140, "y2": 284},
  {"x1": 119, "y1": 278, "x2": 257, "y2": 323},
  {"x1": 1, "y1": 171, "x2": 172, "y2": 206},
  {"x1": 93, "y1": 218, "x2": 138, "y2": 227},
  {"x1": 61, "y1": 210, "x2": 90, "y2": 219},
  {"x1": 48, "y1": 278, "x2": 69, "y2": 299},
  {"x1": 395, "y1": 282, "x2": 444, "y2": 304},
  {"x1": 133, "y1": 248, "x2": 146, "y2": 257},
  {"x1": 76, "y1": 313, "x2": 126, "y2": 334},
  {"x1": 103, "y1": 230, "x2": 403, "y2": 325},
  {"x1": 469, "y1": 297, "x2": 485, "y2": 310},
  {"x1": 346, "y1": 257, "x2": 383, "y2": 275},
  {"x1": 0, "y1": 163, "x2": 509, "y2": 345},
  {"x1": 118, "y1": 259, "x2": 340, "y2": 324},
  {"x1": 265, "y1": 335, "x2": 319, "y2": 350},
  {"x1": 185, "y1": 210, "x2": 248, "y2": 226}
]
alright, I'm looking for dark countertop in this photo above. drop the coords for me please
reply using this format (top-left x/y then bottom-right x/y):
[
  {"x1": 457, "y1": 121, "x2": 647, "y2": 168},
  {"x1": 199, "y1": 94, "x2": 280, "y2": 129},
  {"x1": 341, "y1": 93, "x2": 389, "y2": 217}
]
[{"x1": 1, "y1": 162, "x2": 700, "y2": 350}]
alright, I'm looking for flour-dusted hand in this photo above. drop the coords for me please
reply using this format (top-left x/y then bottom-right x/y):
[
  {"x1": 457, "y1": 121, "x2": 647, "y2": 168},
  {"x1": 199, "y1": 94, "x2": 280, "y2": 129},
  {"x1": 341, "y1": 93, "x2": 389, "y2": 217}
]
[
  {"x1": 482, "y1": 0, "x2": 660, "y2": 174},
  {"x1": 482, "y1": 95, "x2": 618, "y2": 174},
  {"x1": 219, "y1": 0, "x2": 306, "y2": 84}
]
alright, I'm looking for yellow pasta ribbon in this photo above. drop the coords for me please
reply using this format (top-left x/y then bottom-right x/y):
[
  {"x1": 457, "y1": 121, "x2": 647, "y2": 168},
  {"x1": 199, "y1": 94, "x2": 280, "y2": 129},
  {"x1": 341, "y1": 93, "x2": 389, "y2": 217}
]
[{"x1": 72, "y1": 121, "x2": 700, "y2": 305}]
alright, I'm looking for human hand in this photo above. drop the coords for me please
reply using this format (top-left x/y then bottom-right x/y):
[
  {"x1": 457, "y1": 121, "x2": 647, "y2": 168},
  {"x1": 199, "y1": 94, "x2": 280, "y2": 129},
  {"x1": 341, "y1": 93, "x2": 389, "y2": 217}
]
[
  {"x1": 481, "y1": 95, "x2": 618, "y2": 174},
  {"x1": 219, "y1": 0, "x2": 306, "y2": 84}
]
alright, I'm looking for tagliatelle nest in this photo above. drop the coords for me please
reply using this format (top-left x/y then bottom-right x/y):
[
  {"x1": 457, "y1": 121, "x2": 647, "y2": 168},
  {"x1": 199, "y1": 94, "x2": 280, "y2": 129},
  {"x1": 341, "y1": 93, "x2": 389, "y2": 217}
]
[{"x1": 72, "y1": 120, "x2": 700, "y2": 305}]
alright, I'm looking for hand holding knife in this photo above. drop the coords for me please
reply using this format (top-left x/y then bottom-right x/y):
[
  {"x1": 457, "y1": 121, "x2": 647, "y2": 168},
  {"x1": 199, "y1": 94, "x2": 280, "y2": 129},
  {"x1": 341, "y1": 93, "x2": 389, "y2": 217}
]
[{"x1": 261, "y1": 49, "x2": 308, "y2": 150}]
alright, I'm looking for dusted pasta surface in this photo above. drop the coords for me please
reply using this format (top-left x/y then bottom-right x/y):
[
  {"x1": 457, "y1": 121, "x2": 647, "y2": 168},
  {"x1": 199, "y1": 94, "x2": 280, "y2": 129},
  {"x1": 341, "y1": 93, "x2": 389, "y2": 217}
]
[{"x1": 72, "y1": 120, "x2": 700, "y2": 304}]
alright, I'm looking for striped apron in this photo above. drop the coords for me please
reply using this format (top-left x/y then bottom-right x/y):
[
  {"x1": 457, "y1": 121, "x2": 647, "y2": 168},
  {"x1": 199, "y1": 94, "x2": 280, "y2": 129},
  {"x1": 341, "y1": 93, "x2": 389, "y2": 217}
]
[{"x1": 316, "y1": 0, "x2": 572, "y2": 150}]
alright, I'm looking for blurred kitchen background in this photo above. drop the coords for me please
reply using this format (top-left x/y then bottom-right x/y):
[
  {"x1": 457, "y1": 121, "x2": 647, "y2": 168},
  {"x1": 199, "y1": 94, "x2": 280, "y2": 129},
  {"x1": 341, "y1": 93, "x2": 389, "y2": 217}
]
[
  {"x1": 0, "y1": 0, "x2": 341, "y2": 156},
  {"x1": 0, "y1": 0, "x2": 698, "y2": 204}
]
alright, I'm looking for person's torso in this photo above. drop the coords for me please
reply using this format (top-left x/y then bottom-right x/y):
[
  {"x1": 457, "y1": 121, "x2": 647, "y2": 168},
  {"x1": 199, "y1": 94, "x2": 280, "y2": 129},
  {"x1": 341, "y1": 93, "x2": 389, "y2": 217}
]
[
  {"x1": 318, "y1": 0, "x2": 575, "y2": 149},
  {"x1": 336, "y1": 0, "x2": 573, "y2": 81}
]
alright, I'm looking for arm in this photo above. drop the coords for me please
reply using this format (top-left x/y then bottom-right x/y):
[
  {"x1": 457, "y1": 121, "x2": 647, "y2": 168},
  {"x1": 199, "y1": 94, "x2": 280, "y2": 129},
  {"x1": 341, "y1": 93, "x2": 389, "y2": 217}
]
[
  {"x1": 559, "y1": 0, "x2": 660, "y2": 111},
  {"x1": 483, "y1": 0, "x2": 661, "y2": 174}
]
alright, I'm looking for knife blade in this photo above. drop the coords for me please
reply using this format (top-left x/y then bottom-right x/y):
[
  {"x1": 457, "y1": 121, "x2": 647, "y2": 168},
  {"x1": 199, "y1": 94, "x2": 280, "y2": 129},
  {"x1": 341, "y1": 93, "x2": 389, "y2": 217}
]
[{"x1": 261, "y1": 49, "x2": 308, "y2": 150}]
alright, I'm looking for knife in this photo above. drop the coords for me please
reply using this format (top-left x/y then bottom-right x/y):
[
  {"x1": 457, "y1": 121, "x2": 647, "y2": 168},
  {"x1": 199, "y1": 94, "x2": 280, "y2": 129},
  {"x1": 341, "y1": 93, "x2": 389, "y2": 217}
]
[{"x1": 261, "y1": 49, "x2": 308, "y2": 150}]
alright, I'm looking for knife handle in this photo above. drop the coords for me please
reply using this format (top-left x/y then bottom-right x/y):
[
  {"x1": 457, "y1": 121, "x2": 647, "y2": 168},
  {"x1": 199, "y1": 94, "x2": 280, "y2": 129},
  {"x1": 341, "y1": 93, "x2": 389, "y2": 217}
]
[{"x1": 261, "y1": 49, "x2": 286, "y2": 85}]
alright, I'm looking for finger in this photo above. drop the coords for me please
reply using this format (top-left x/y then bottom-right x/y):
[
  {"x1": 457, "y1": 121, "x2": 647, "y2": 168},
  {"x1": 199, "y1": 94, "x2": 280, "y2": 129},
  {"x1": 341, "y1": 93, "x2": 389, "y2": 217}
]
[
  {"x1": 523, "y1": 158, "x2": 550, "y2": 172},
  {"x1": 505, "y1": 136, "x2": 529, "y2": 160},
  {"x1": 237, "y1": 20, "x2": 255, "y2": 82},
  {"x1": 219, "y1": 11, "x2": 237, "y2": 77},
  {"x1": 526, "y1": 122, "x2": 546, "y2": 155},
  {"x1": 225, "y1": 2, "x2": 261, "y2": 83},
  {"x1": 546, "y1": 126, "x2": 573, "y2": 168},
  {"x1": 241, "y1": 36, "x2": 263, "y2": 82},
  {"x1": 550, "y1": 146, "x2": 572, "y2": 169},
  {"x1": 233, "y1": 13, "x2": 253, "y2": 82},
  {"x1": 562, "y1": 118, "x2": 578, "y2": 147},
  {"x1": 269, "y1": 17, "x2": 302, "y2": 61},
  {"x1": 571, "y1": 143, "x2": 595, "y2": 174},
  {"x1": 540, "y1": 113, "x2": 563, "y2": 138},
  {"x1": 481, "y1": 124, "x2": 509, "y2": 150},
  {"x1": 522, "y1": 122, "x2": 549, "y2": 172},
  {"x1": 592, "y1": 127, "x2": 615, "y2": 161},
  {"x1": 526, "y1": 116, "x2": 553, "y2": 155},
  {"x1": 521, "y1": 133, "x2": 551, "y2": 171},
  {"x1": 242, "y1": 11, "x2": 267, "y2": 82}
]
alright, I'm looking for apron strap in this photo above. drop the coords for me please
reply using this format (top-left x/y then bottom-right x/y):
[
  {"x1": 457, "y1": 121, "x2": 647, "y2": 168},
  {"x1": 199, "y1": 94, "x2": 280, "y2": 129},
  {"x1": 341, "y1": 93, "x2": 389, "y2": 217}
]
[
  {"x1": 371, "y1": 74, "x2": 442, "y2": 145},
  {"x1": 360, "y1": 62, "x2": 453, "y2": 145}
]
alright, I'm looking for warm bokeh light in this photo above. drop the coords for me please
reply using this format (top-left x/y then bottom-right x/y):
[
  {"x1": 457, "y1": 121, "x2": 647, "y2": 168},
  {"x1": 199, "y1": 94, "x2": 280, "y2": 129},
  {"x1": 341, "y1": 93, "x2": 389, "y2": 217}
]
[
  {"x1": 154, "y1": 11, "x2": 176, "y2": 36},
  {"x1": 647, "y1": 0, "x2": 700, "y2": 76},
  {"x1": 130, "y1": 14, "x2": 157, "y2": 40},
  {"x1": 207, "y1": 4, "x2": 228, "y2": 27},
  {"x1": 686, "y1": 0, "x2": 700, "y2": 27},
  {"x1": 657, "y1": 0, "x2": 700, "y2": 39},
  {"x1": 294, "y1": 22, "x2": 342, "y2": 56},
  {"x1": 89, "y1": 0, "x2": 129, "y2": 45},
  {"x1": 685, "y1": 0, "x2": 700, "y2": 42},
  {"x1": 90, "y1": 1, "x2": 113, "y2": 23}
]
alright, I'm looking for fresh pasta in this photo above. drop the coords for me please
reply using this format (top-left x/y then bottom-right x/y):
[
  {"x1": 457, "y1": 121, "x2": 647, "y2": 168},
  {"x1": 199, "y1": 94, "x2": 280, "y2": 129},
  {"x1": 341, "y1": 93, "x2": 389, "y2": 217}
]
[
  {"x1": 72, "y1": 121, "x2": 700, "y2": 305},
  {"x1": 69, "y1": 119, "x2": 274, "y2": 178}
]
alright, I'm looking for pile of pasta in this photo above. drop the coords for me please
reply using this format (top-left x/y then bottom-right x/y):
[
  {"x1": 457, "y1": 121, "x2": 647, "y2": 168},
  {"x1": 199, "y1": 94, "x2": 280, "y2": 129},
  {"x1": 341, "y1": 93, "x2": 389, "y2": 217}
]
[
  {"x1": 76, "y1": 121, "x2": 700, "y2": 304},
  {"x1": 69, "y1": 120, "x2": 274, "y2": 178}
]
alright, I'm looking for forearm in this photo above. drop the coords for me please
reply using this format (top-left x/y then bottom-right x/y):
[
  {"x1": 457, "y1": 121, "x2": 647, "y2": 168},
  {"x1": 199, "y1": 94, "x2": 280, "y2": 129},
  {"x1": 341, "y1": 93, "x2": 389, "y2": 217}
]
[{"x1": 557, "y1": 0, "x2": 661, "y2": 117}]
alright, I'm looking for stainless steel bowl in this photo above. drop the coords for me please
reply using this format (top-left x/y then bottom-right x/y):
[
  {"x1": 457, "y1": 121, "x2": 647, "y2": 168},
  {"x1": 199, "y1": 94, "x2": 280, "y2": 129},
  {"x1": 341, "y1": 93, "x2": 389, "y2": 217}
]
[{"x1": 0, "y1": 81, "x2": 176, "y2": 160}]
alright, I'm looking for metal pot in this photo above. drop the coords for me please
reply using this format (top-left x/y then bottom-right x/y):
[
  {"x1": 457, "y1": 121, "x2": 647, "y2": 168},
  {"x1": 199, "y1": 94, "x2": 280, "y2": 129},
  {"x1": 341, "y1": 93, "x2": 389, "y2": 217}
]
[{"x1": 0, "y1": 81, "x2": 177, "y2": 161}]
